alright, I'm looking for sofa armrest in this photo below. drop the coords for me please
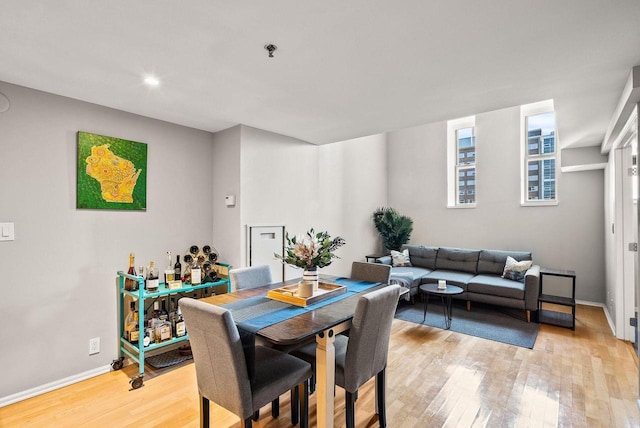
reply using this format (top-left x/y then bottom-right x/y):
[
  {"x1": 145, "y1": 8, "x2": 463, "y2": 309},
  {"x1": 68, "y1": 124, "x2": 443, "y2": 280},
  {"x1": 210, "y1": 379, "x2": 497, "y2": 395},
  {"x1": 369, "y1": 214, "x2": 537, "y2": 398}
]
[
  {"x1": 524, "y1": 264, "x2": 540, "y2": 311},
  {"x1": 376, "y1": 256, "x2": 392, "y2": 266}
]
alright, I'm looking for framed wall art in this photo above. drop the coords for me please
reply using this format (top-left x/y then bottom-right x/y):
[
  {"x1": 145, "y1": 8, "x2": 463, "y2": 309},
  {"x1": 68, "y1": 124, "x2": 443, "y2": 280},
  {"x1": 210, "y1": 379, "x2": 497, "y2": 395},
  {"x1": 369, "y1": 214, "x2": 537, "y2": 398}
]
[{"x1": 77, "y1": 131, "x2": 147, "y2": 210}]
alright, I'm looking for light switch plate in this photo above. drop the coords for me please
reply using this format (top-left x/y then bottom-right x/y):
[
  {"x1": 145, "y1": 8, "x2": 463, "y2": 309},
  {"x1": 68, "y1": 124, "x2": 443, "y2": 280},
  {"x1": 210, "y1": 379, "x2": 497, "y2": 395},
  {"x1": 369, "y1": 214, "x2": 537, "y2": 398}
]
[{"x1": 0, "y1": 223, "x2": 14, "y2": 241}]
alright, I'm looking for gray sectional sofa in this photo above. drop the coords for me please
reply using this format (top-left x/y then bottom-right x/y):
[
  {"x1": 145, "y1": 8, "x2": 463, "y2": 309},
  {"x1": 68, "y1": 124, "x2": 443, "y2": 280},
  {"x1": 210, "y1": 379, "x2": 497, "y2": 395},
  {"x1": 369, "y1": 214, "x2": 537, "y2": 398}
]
[{"x1": 377, "y1": 245, "x2": 541, "y2": 322}]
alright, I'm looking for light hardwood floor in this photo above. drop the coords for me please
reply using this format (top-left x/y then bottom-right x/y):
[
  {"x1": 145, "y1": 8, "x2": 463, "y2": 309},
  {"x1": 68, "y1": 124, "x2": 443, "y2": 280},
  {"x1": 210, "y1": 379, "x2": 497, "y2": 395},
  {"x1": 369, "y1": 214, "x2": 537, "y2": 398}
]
[{"x1": 1, "y1": 304, "x2": 638, "y2": 427}]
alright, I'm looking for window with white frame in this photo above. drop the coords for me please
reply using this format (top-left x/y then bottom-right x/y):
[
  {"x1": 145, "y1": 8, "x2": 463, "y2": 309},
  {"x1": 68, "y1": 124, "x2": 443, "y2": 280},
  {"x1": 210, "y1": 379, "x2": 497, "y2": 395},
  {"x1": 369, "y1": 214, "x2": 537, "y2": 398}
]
[
  {"x1": 447, "y1": 116, "x2": 476, "y2": 207},
  {"x1": 521, "y1": 101, "x2": 557, "y2": 205}
]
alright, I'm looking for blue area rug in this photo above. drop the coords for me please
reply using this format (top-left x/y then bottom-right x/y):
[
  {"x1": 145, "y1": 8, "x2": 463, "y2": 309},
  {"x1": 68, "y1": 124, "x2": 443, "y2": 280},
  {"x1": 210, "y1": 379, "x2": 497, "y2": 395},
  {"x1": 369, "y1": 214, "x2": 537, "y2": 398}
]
[{"x1": 395, "y1": 299, "x2": 539, "y2": 349}]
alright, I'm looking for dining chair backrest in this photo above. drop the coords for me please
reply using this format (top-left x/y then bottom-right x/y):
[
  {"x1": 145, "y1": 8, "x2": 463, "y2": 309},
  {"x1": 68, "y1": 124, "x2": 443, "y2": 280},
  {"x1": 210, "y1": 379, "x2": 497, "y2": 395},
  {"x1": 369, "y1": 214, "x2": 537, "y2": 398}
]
[
  {"x1": 230, "y1": 265, "x2": 273, "y2": 291},
  {"x1": 342, "y1": 284, "x2": 401, "y2": 392},
  {"x1": 351, "y1": 261, "x2": 391, "y2": 285},
  {"x1": 179, "y1": 297, "x2": 253, "y2": 418}
]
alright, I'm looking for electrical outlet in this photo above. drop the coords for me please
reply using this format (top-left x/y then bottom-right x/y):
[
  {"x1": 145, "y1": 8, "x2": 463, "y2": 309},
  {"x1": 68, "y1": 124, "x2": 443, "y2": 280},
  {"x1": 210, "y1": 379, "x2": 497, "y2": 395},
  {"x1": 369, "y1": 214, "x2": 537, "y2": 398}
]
[{"x1": 89, "y1": 337, "x2": 100, "y2": 355}]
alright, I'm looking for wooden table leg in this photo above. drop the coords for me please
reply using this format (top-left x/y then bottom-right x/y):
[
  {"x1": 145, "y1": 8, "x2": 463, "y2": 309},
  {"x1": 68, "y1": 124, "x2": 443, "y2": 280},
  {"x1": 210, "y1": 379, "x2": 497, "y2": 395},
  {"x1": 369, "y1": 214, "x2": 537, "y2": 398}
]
[
  {"x1": 316, "y1": 328, "x2": 336, "y2": 428},
  {"x1": 315, "y1": 321, "x2": 350, "y2": 428}
]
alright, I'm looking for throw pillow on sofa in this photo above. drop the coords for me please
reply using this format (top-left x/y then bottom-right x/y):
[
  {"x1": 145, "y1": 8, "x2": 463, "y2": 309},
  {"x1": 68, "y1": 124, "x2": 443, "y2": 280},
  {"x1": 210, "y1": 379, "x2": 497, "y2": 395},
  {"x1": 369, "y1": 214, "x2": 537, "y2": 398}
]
[
  {"x1": 390, "y1": 249, "x2": 412, "y2": 267},
  {"x1": 502, "y1": 256, "x2": 532, "y2": 282}
]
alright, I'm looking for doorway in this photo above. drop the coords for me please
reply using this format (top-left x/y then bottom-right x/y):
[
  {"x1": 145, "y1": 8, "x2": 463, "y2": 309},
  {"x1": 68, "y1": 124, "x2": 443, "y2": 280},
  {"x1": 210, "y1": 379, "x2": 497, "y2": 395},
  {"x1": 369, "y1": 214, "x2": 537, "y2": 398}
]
[{"x1": 247, "y1": 225, "x2": 285, "y2": 282}]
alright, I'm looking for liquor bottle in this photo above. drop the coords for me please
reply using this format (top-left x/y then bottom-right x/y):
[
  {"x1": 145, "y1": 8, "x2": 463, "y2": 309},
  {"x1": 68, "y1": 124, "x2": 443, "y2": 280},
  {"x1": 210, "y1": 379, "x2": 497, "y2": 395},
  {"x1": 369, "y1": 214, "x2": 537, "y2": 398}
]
[
  {"x1": 125, "y1": 253, "x2": 137, "y2": 291},
  {"x1": 174, "y1": 255, "x2": 182, "y2": 282},
  {"x1": 124, "y1": 301, "x2": 136, "y2": 339},
  {"x1": 175, "y1": 304, "x2": 186, "y2": 337},
  {"x1": 146, "y1": 261, "x2": 159, "y2": 291},
  {"x1": 149, "y1": 301, "x2": 160, "y2": 330},
  {"x1": 169, "y1": 298, "x2": 178, "y2": 335},
  {"x1": 155, "y1": 301, "x2": 172, "y2": 344},
  {"x1": 129, "y1": 308, "x2": 140, "y2": 343},
  {"x1": 143, "y1": 330, "x2": 151, "y2": 347},
  {"x1": 164, "y1": 251, "x2": 175, "y2": 285}
]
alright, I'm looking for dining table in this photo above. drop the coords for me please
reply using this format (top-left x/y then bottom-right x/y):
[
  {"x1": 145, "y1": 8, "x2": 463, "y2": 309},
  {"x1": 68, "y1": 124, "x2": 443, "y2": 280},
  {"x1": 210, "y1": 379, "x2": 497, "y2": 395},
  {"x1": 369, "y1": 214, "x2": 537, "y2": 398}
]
[{"x1": 200, "y1": 274, "x2": 392, "y2": 428}]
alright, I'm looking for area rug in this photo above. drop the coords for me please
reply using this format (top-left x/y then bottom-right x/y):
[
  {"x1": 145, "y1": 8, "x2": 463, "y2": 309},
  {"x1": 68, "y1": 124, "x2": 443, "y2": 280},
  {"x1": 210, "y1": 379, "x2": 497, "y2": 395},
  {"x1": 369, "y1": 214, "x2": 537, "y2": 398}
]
[{"x1": 394, "y1": 299, "x2": 539, "y2": 349}]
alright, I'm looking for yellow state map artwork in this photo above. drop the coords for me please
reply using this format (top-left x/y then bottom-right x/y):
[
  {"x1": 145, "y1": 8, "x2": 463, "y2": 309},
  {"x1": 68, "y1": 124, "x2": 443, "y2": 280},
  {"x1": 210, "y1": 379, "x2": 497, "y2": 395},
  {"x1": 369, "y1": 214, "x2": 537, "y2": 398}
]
[{"x1": 85, "y1": 144, "x2": 141, "y2": 203}]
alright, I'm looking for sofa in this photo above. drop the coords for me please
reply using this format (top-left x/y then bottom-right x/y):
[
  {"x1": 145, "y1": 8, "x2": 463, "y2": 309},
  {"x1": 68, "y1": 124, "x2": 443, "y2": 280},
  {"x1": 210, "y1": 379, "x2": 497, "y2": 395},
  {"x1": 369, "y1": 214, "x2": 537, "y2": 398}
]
[{"x1": 376, "y1": 245, "x2": 541, "y2": 322}]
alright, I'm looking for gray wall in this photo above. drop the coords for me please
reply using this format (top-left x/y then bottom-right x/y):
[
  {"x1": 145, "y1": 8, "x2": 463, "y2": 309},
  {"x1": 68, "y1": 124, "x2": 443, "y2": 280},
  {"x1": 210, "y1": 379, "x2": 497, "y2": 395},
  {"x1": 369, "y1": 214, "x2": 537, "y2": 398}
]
[
  {"x1": 216, "y1": 125, "x2": 388, "y2": 278},
  {"x1": 0, "y1": 81, "x2": 216, "y2": 400},
  {"x1": 387, "y1": 105, "x2": 605, "y2": 303}
]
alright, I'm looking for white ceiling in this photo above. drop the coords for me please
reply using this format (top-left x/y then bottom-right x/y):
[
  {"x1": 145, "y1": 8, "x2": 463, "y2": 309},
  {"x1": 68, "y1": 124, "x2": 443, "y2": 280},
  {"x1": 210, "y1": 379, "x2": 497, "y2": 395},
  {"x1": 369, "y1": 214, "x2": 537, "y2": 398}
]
[{"x1": 1, "y1": 1, "x2": 640, "y2": 146}]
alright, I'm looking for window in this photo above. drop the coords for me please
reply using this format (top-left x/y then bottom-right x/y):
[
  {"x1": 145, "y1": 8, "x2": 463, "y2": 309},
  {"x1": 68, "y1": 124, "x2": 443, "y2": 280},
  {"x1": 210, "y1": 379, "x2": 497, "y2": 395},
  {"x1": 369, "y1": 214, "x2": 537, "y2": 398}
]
[
  {"x1": 521, "y1": 101, "x2": 558, "y2": 205},
  {"x1": 447, "y1": 116, "x2": 476, "y2": 207}
]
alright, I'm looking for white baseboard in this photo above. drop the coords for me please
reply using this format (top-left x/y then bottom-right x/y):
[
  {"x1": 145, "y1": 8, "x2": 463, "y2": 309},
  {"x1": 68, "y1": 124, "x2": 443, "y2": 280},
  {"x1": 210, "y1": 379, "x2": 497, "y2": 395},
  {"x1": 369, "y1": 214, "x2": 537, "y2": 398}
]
[{"x1": 0, "y1": 364, "x2": 111, "y2": 408}]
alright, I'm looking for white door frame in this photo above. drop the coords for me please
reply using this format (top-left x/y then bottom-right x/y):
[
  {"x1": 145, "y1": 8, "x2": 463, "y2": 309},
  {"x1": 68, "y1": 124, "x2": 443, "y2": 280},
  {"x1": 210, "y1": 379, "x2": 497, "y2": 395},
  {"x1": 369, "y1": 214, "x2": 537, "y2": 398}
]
[{"x1": 613, "y1": 108, "x2": 638, "y2": 342}]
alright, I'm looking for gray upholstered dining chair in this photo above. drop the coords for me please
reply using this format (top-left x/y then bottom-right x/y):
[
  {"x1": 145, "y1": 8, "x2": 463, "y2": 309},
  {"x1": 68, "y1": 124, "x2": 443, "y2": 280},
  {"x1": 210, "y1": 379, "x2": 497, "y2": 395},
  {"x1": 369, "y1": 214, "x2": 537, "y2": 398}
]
[
  {"x1": 351, "y1": 261, "x2": 392, "y2": 284},
  {"x1": 292, "y1": 284, "x2": 402, "y2": 428},
  {"x1": 230, "y1": 265, "x2": 273, "y2": 291},
  {"x1": 180, "y1": 297, "x2": 312, "y2": 428}
]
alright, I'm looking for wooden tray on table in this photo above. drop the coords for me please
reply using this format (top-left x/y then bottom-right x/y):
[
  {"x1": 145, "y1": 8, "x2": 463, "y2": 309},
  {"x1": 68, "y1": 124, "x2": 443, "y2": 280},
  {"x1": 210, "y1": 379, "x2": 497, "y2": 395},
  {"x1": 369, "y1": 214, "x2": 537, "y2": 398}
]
[{"x1": 267, "y1": 282, "x2": 346, "y2": 307}]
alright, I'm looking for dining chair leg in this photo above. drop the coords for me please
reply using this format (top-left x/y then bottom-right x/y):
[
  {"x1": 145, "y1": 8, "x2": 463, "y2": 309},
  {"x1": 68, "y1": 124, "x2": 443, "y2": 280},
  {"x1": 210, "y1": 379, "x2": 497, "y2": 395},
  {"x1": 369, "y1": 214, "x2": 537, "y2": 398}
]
[
  {"x1": 376, "y1": 369, "x2": 387, "y2": 427},
  {"x1": 345, "y1": 390, "x2": 357, "y2": 428},
  {"x1": 310, "y1": 374, "x2": 316, "y2": 394},
  {"x1": 200, "y1": 395, "x2": 210, "y2": 428},
  {"x1": 300, "y1": 379, "x2": 309, "y2": 428},
  {"x1": 252, "y1": 410, "x2": 259, "y2": 421},
  {"x1": 244, "y1": 417, "x2": 252, "y2": 428},
  {"x1": 271, "y1": 397, "x2": 280, "y2": 418},
  {"x1": 291, "y1": 386, "x2": 299, "y2": 425}
]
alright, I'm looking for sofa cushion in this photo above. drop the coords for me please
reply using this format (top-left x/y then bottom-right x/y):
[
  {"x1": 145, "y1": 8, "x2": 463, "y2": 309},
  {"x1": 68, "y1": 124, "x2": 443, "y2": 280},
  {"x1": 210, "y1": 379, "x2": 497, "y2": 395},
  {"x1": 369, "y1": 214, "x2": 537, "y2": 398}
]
[
  {"x1": 390, "y1": 249, "x2": 411, "y2": 267},
  {"x1": 423, "y1": 269, "x2": 476, "y2": 291},
  {"x1": 502, "y1": 256, "x2": 533, "y2": 282},
  {"x1": 435, "y1": 247, "x2": 480, "y2": 274},
  {"x1": 467, "y1": 274, "x2": 525, "y2": 300},
  {"x1": 402, "y1": 245, "x2": 438, "y2": 269},
  {"x1": 477, "y1": 249, "x2": 532, "y2": 276}
]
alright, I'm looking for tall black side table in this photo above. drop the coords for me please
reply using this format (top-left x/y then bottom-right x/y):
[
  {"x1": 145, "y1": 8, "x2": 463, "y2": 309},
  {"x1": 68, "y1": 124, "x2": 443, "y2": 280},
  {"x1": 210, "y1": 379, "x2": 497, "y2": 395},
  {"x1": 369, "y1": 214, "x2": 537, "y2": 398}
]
[
  {"x1": 419, "y1": 283, "x2": 464, "y2": 329},
  {"x1": 537, "y1": 267, "x2": 576, "y2": 330}
]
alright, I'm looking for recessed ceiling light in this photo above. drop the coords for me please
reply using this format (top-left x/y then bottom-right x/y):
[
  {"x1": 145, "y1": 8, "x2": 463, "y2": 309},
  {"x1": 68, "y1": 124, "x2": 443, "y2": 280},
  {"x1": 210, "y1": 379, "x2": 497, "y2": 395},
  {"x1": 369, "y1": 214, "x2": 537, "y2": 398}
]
[{"x1": 143, "y1": 75, "x2": 160, "y2": 87}]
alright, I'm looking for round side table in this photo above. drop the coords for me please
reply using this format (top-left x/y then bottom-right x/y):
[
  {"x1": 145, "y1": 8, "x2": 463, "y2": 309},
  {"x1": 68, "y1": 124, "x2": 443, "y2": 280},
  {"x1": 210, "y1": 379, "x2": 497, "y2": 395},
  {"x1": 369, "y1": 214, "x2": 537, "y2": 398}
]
[{"x1": 419, "y1": 283, "x2": 464, "y2": 329}]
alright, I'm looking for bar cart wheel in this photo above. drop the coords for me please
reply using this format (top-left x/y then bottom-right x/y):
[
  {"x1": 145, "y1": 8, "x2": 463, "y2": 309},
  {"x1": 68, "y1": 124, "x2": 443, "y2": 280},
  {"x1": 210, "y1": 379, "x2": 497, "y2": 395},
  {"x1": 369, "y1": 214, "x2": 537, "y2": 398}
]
[
  {"x1": 111, "y1": 357, "x2": 124, "y2": 371},
  {"x1": 130, "y1": 375, "x2": 144, "y2": 389}
]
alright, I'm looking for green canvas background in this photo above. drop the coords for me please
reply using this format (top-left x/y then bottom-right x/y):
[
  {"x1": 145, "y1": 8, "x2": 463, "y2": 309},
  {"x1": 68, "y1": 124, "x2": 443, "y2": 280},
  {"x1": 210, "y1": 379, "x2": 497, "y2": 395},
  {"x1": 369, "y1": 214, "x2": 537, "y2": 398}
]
[{"x1": 77, "y1": 131, "x2": 147, "y2": 210}]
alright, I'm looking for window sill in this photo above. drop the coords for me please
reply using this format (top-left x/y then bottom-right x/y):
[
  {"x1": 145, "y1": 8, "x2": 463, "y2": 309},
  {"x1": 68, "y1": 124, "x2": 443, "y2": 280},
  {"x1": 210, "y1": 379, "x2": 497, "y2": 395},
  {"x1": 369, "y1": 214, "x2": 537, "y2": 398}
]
[
  {"x1": 447, "y1": 204, "x2": 477, "y2": 209},
  {"x1": 520, "y1": 200, "x2": 558, "y2": 207}
]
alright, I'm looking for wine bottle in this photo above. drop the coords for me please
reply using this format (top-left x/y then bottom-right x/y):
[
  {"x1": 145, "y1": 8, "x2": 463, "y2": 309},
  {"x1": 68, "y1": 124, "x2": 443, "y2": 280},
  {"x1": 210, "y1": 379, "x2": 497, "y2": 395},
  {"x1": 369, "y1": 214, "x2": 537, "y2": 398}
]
[
  {"x1": 160, "y1": 299, "x2": 169, "y2": 322},
  {"x1": 192, "y1": 264, "x2": 201, "y2": 285},
  {"x1": 174, "y1": 255, "x2": 182, "y2": 282},
  {"x1": 146, "y1": 261, "x2": 159, "y2": 291},
  {"x1": 125, "y1": 253, "x2": 137, "y2": 291},
  {"x1": 183, "y1": 255, "x2": 193, "y2": 285}
]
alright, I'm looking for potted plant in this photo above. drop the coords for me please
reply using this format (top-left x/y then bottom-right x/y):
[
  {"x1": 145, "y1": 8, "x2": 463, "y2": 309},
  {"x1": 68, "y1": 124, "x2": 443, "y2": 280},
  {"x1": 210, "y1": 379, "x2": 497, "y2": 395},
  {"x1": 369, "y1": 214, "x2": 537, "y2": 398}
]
[
  {"x1": 275, "y1": 228, "x2": 346, "y2": 291},
  {"x1": 372, "y1": 207, "x2": 413, "y2": 252}
]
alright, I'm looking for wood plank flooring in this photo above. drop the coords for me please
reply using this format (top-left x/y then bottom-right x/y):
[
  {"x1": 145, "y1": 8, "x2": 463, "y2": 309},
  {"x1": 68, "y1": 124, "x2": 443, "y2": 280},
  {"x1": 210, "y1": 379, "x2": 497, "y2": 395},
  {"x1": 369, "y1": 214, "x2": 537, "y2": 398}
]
[{"x1": 1, "y1": 304, "x2": 638, "y2": 427}]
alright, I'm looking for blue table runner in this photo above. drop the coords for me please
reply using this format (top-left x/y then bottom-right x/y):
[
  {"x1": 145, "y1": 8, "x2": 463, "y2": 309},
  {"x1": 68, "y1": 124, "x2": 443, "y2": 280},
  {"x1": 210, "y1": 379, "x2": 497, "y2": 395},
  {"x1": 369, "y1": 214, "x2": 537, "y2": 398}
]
[{"x1": 221, "y1": 277, "x2": 380, "y2": 333}]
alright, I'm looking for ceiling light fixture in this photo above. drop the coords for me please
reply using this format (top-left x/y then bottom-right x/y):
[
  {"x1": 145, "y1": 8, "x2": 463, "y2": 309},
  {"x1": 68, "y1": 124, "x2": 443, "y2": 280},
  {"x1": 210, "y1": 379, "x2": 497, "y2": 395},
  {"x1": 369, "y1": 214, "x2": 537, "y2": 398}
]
[
  {"x1": 264, "y1": 44, "x2": 277, "y2": 58},
  {"x1": 143, "y1": 75, "x2": 160, "y2": 87}
]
